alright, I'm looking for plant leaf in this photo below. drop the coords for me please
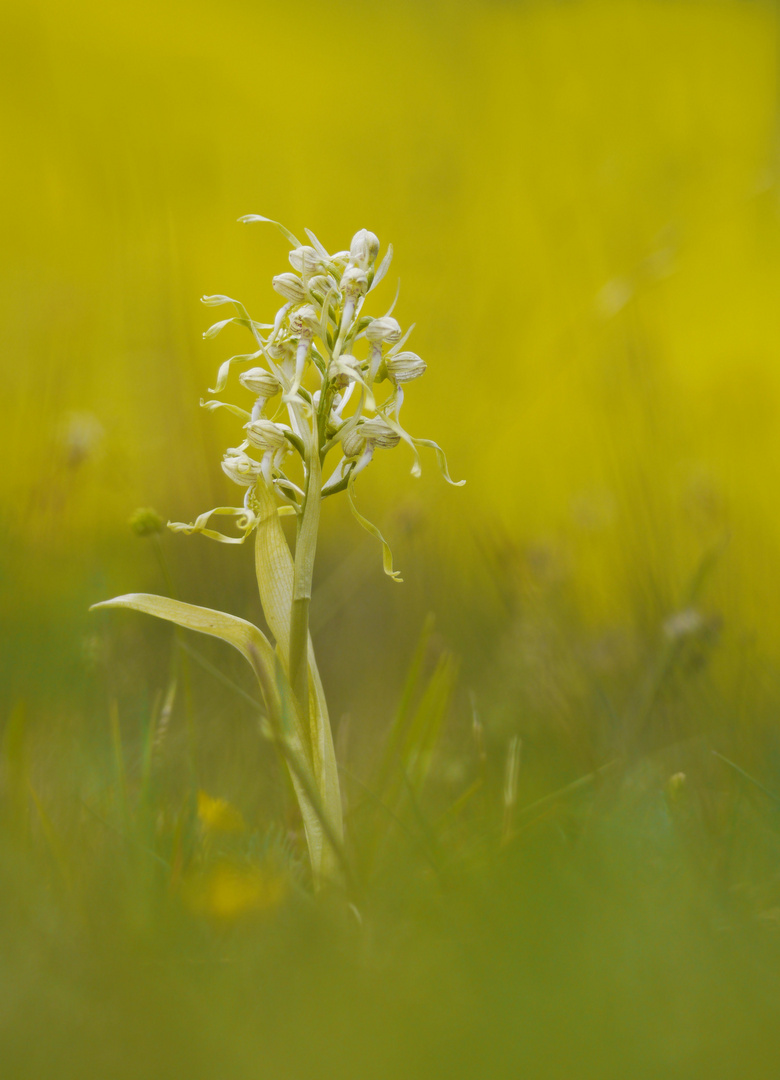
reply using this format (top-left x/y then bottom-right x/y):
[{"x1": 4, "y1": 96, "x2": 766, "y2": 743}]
[
  {"x1": 90, "y1": 593, "x2": 341, "y2": 884},
  {"x1": 369, "y1": 243, "x2": 393, "y2": 292},
  {"x1": 304, "y1": 227, "x2": 330, "y2": 259},
  {"x1": 90, "y1": 594, "x2": 278, "y2": 681},
  {"x1": 253, "y1": 482, "x2": 344, "y2": 873}
]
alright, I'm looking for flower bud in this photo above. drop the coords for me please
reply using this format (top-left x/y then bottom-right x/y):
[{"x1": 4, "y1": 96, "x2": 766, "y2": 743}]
[
  {"x1": 289, "y1": 303, "x2": 320, "y2": 335},
  {"x1": 349, "y1": 229, "x2": 380, "y2": 270},
  {"x1": 239, "y1": 368, "x2": 282, "y2": 397},
  {"x1": 129, "y1": 507, "x2": 164, "y2": 537},
  {"x1": 222, "y1": 450, "x2": 263, "y2": 487},
  {"x1": 307, "y1": 274, "x2": 332, "y2": 297},
  {"x1": 340, "y1": 266, "x2": 369, "y2": 299},
  {"x1": 359, "y1": 417, "x2": 401, "y2": 449},
  {"x1": 365, "y1": 316, "x2": 402, "y2": 344},
  {"x1": 244, "y1": 419, "x2": 289, "y2": 453},
  {"x1": 385, "y1": 351, "x2": 427, "y2": 384},
  {"x1": 272, "y1": 272, "x2": 306, "y2": 303},
  {"x1": 328, "y1": 353, "x2": 362, "y2": 389},
  {"x1": 288, "y1": 246, "x2": 322, "y2": 275}
]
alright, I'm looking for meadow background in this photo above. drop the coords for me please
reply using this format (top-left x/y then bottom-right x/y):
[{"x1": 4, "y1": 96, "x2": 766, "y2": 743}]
[{"x1": 3, "y1": 0, "x2": 780, "y2": 1076}]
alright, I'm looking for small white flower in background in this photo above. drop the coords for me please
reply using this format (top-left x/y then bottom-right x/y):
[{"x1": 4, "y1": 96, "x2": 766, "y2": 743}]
[
  {"x1": 168, "y1": 216, "x2": 464, "y2": 574},
  {"x1": 663, "y1": 607, "x2": 704, "y2": 641},
  {"x1": 58, "y1": 411, "x2": 105, "y2": 467}
]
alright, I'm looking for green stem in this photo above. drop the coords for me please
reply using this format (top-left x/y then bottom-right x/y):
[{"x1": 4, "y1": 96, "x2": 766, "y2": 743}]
[
  {"x1": 289, "y1": 438, "x2": 322, "y2": 726},
  {"x1": 254, "y1": 390, "x2": 343, "y2": 889}
]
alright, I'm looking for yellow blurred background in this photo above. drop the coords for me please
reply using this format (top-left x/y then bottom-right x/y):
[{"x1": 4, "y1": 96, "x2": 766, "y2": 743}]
[
  {"x1": 5, "y1": 7, "x2": 780, "y2": 1075},
  {"x1": 2, "y1": 0, "x2": 780, "y2": 711}
]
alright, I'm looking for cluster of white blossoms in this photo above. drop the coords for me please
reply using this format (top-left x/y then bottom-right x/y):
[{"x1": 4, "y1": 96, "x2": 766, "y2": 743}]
[{"x1": 169, "y1": 216, "x2": 462, "y2": 576}]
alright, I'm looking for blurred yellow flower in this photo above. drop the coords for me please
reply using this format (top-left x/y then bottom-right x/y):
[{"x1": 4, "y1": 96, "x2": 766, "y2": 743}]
[
  {"x1": 185, "y1": 860, "x2": 287, "y2": 921},
  {"x1": 196, "y1": 790, "x2": 247, "y2": 834}
]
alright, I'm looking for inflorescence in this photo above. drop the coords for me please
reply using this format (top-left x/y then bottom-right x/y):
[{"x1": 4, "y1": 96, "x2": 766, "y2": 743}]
[{"x1": 168, "y1": 217, "x2": 463, "y2": 577}]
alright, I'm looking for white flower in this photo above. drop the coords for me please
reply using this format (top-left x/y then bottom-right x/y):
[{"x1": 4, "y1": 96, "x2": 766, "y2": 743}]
[
  {"x1": 341, "y1": 426, "x2": 367, "y2": 459},
  {"x1": 221, "y1": 450, "x2": 263, "y2": 487},
  {"x1": 266, "y1": 338, "x2": 296, "y2": 363},
  {"x1": 349, "y1": 229, "x2": 380, "y2": 270},
  {"x1": 307, "y1": 273, "x2": 333, "y2": 298},
  {"x1": 288, "y1": 303, "x2": 320, "y2": 336},
  {"x1": 340, "y1": 416, "x2": 400, "y2": 465},
  {"x1": 385, "y1": 351, "x2": 427, "y2": 384},
  {"x1": 365, "y1": 316, "x2": 403, "y2": 344},
  {"x1": 244, "y1": 419, "x2": 289, "y2": 453},
  {"x1": 239, "y1": 368, "x2": 282, "y2": 397},
  {"x1": 328, "y1": 353, "x2": 363, "y2": 389},
  {"x1": 340, "y1": 266, "x2": 369, "y2": 299},
  {"x1": 288, "y1": 245, "x2": 323, "y2": 275},
  {"x1": 272, "y1": 273, "x2": 306, "y2": 303},
  {"x1": 359, "y1": 417, "x2": 401, "y2": 449}
]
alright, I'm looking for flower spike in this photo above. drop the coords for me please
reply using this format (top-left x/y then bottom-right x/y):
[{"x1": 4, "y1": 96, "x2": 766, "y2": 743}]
[{"x1": 190, "y1": 217, "x2": 461, "y2": 559}]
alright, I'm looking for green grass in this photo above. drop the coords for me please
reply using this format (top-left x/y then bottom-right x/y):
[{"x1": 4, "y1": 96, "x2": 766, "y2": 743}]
[{"x1": 4, "y1": 582, "x2": 780, "y2": 1080}]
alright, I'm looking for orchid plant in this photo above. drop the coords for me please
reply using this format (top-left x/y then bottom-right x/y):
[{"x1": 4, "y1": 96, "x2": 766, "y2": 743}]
[{"x1": 92, "y1": 217, "x2": 462, "y2": 889}]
